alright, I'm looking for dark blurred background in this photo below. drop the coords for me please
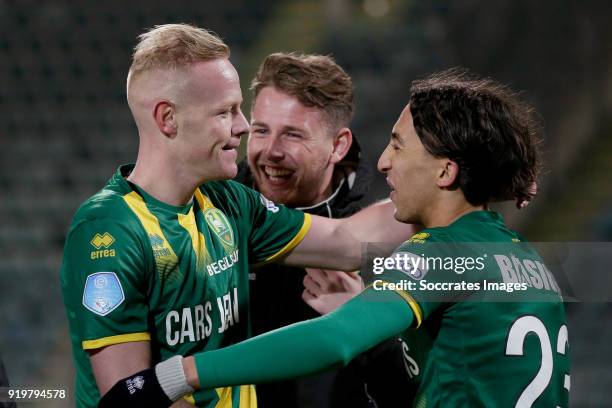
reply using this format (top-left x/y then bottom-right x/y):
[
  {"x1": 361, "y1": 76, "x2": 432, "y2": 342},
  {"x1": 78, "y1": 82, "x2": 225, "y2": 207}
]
[{"x1": 0, "y1": 0, "x2": 610, "y2": 406}]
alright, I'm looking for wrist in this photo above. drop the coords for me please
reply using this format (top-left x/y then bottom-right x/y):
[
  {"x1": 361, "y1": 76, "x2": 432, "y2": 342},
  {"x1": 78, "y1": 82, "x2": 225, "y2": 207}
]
[
  {"x1": 155, "y1": 355, "x2": 195, "y2": 401},
  {"x1": 99, "y1": 367, "x2": 173, "y2": 408},
  {"x1": 181, "y1": 356, "x2": 200, "y2": 389}
]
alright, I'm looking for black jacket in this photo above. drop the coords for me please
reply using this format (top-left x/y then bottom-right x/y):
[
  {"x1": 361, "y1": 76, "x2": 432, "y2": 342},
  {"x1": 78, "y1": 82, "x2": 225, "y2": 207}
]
[{"x1": 235, "y1": 140, "x2": 411, "y2": 408}]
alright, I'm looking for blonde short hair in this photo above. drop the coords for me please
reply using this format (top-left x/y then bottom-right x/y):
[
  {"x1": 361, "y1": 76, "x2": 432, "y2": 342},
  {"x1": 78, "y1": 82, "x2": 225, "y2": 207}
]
[{"x1": 129, "y1": 23, "x2": 229, "y2": 81}]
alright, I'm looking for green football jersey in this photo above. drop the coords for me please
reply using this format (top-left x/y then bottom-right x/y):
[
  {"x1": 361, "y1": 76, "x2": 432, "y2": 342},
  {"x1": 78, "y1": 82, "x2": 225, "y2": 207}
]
[
  {"x1": 61, "y1": 165, "x2": 310, "y2": 408},
  {"x1": 378, "y1": 211, "x2": 570, "y2": 407}
]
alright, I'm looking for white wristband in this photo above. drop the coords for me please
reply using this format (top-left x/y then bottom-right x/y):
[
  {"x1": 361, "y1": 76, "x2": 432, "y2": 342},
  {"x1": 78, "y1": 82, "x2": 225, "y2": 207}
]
[{"x1": 155, "y1": 355, "x2": 195, "y2": 402}]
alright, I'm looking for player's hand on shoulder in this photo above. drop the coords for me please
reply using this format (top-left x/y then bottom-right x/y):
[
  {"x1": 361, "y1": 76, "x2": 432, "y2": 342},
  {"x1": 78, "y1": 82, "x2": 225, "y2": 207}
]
[{"x1": 302, "y1": 268, "x2": 364, "y2": 315}]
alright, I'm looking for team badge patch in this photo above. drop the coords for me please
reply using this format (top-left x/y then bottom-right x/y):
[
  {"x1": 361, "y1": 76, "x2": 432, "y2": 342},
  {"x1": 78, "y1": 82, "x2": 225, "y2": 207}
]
[
  {"x1": 82, "y1": 272, "x2": 125, "y2": 316},
  {"x1": 394, "y1": 251, "x2": 429, "y2": 280},
  {"x1": 259, "y1": 194, "x2": 279, "y2": 213},
  {"x1": 204, "y1": 208, "x2": 235, "y2": 247}
]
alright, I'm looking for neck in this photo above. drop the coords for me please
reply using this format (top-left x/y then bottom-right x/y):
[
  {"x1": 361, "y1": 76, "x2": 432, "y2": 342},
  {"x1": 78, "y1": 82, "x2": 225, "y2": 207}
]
[
  {"x1": 128, "y1": 147, "x2": 200, "y2": 207},
  {"x1": 421, "y1": 194, "x2": 485, "y2": 228}
]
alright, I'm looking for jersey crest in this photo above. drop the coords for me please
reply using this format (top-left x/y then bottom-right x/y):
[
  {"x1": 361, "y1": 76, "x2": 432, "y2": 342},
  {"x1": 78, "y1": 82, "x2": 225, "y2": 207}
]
[{"x1": 204, "y1": 208, "x2": 235, "y2": 247}]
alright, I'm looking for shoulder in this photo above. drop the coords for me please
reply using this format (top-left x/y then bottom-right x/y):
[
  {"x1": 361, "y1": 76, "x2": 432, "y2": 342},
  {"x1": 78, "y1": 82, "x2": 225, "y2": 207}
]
[
  {"x1": 200, "y1": 179, "x2": 253, "y2": 199},
  {"x1": 67, "y1": 187, "x2": 144, "y2": 240},
  {"x1": 200, "y1": 180, "x2": 265, "y2": 212},
  {"x1": 74, "y1": 188, "x2": 128, "y2": 222},
  {"x1": 197, "y1": 181, "x2": 254, "y2": 230},
  {"x1": 402, "y1": 227, "x2": 453, "y2": 246},
  {"x1": 392, "y1": 227, "x2": 458, "y2": 263}
]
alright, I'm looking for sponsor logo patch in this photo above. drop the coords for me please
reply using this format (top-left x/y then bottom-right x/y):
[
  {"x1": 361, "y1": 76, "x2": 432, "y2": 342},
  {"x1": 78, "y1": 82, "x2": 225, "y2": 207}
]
[
  {"x1": 204, "y1": 209, "x2": 234, "y2": 247},
  {"x1": 82, "y1": 272, "x2": 125, "y2": 316},
  {"x1": 90, "y1": 232, "x2": 116, "y2": 260}
]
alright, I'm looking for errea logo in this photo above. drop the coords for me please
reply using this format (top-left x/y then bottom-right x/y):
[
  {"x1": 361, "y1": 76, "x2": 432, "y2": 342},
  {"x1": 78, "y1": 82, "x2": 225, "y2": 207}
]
[
  {"x1": 90, "y1": 232, "x2": 116, "y2": 260},
  {"x1": 91, "y1": 233, "x2": 115, "y2": 249},
  {"x1": 149, "y1": 233, "x2": 165, "y2": 248},
  {"x1": 407, "y1": 232, "x2": 430, "y2": 244},
  {"x1": 126, "y1": 375, "x2": 145, "y2": 394}
]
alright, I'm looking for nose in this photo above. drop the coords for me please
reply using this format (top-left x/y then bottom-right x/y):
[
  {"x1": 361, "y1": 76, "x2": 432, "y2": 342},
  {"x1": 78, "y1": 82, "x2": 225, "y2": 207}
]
[
  {"x1": 377, "y1": 145, "x2": 392, "y2": 174},
  {"x1": 232, "y1": 109, "x2": 250, "y2": 139},
  {"x1": 263, "y1": 134, "x2": 285, "y2": 161}
]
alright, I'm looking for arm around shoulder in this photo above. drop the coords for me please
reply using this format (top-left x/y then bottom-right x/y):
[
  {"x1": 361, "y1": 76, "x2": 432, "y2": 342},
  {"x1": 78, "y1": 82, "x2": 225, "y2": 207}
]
[{"x1": 283, "y1": 200, "x2": 418, "y2": 271}]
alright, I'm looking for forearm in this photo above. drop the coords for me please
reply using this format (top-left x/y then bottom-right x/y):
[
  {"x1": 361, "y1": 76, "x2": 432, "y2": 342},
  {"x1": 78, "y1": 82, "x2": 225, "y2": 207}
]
[
  {"x1": 284, "y1": 200, "x2": 417, "y2": 271},
  {"x1": 100, "y1": 289, "x2": 414, "y2": 406},
  {"x1": 90, "y1": 341, "x2": 152, "y2": 396},
  {"x1": 189, "y1": 287, "x2": 413, "y2": 389},
  {"x1": 315, "y1": 200, "x2": 415, "y2": 270}
]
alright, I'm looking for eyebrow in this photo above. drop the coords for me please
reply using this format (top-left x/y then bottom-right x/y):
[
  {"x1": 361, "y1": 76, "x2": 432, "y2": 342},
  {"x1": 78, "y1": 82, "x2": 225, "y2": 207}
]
[
  {"x1": 250, "y1": 122, "x2": 305, "y2": 133},
  {"x1": 281, "y1": 125, "x2": 304, "y2": 133}
]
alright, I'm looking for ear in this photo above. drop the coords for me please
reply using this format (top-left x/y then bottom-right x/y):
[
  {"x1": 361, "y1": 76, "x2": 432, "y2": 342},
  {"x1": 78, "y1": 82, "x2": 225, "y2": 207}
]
[
  {"x1": 437, "y1": 159, "x2": 459, "y2": 188},
  {"x1": 329, "y1": 128, "x2": 353, "y2": 165},
  {"x1": 153, "y1": 100, "x2": 177, "y2": 138}
]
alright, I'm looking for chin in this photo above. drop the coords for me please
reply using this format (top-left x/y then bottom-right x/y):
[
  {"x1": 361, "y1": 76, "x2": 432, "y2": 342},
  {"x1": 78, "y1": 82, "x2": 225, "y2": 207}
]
[
  {"x1": 393, "y1": 208, "x2": 413, "y2": 224},
  {"x1": 224, "y1": 162, "x2": 238, "y2": 177},
  {"x1": 393, "y1": 212, "x2": 406, "y2": 223}
]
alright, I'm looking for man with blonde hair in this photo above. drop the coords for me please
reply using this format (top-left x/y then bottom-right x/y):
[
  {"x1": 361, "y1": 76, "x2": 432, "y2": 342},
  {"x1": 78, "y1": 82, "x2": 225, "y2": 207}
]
[{"x1": 61, "y1": 24, "x2": 410, "y2": 408}]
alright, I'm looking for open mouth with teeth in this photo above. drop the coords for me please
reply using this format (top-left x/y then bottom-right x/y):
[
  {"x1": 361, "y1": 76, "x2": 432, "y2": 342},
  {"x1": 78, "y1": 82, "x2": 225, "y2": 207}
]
[{"x1": 261, "y1": 165, "x2": 294, "y2": 185}]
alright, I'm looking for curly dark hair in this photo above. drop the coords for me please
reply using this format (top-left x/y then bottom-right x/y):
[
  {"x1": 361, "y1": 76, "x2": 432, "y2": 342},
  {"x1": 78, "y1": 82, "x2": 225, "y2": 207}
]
[
  {"x1": 409, "y1": 68, "x2": 542, "y2": 206},
  {"x1": 251, "y1": 52, "x2": 354, "y2": 132}
]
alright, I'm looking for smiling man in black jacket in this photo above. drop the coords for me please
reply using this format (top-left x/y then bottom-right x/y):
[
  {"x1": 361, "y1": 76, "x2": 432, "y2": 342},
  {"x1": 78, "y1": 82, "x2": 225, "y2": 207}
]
[{"x1": 235, "y1": 53, "x2": 412, "y2": 408}]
